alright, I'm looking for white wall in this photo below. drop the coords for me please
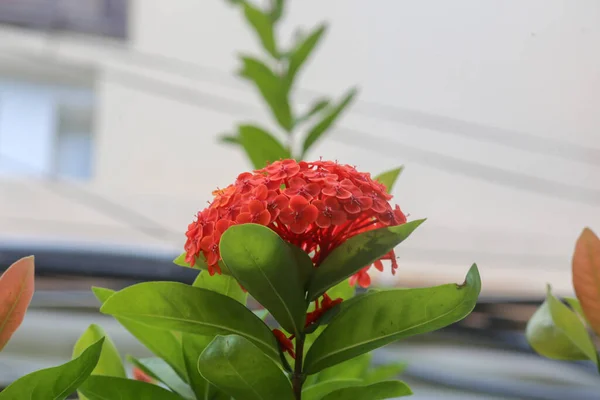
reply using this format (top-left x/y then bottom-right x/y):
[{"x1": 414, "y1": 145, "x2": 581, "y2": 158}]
[{"x1": 0, "y1": 0, "x2": 599, "y2": 295}]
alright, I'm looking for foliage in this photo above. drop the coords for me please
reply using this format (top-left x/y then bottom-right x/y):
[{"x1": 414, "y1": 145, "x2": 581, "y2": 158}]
[
  {"x1": 526, "y1": 228, "x2": 600, "y2": 369},
  {"x1": 0, "y1": 1, "x2": 484, "y2": 399},
  {"x1": 0, "y1": 256, "x2": 35, "y2": 352}
]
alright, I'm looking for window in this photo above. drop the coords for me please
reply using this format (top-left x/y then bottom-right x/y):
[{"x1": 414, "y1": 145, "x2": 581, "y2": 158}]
[
  {"x1": 0, "y1": 79, "x2": 94, "y2": 180},
  {"x1": 0, "y1": 0, "x2": 128, "y2": 39}
]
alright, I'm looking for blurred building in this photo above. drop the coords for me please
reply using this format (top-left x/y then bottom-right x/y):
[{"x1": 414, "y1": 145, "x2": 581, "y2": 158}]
[{"x1": 0, "y1": 0, "x2": 599, "y2": 297}]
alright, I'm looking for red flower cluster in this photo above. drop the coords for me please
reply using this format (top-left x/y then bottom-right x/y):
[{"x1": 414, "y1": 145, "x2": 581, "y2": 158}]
[{"x1": 184, "y1": 159, "x2": 407, "y2": 287}]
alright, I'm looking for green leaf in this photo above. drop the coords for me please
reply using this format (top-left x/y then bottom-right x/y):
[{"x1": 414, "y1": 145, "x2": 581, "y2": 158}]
[
  {"x1": 269, "y1": 0, "x2": 285, "y2": 22},
  {"x1": 239, "y1": 125, "x2": 291, "y2": 169},
  {"x1": 92, "y1": 286, "x2": 189, "y2": 382},
  {"x1": 193, "y1": 270, "x2": 247, "y2": 305},
  {"x1": 219, "y1": 133, "x2": 241, "y2": 145},
  {"x1": 73, "y1": 324, "x2": 125, "y2": 400},
  {"x1": 174, "y1": 252, "x2": 233, "y2": 275},
  {"x1": 243, "y1": 2, "x2": 278, "y2": 58},
  {"x1": 321, "y1": 380, "x2": 412, "y2": 400},
  {"x1": 287, "y1": 242, "x2": 315, "y2": 291},
  {"x1": 79, "y1": 376, "x2": 183, "y2": 400},
  {"x1": 326, "y1": 280, "x2": 356, "y2": 302},
  {"x1": 181, "y1": 334, "x2": 224, "y2": 400},
  {"x1": 307, "y1": 219, "x2": 426, "y2": 300},
  {"x1": 373, "y1": 167, "x2": 404, "y2": 193},
  {"x1": 364, "y1": 363, "x2": 407, "y2": 384},
  {"x1": 526, "y1": 286, "x2": 597, "y2": 362},
  {"x1": 100, "y1": 282, "x2": 281, "y2": 363},
  {"x1": 73, "y1": 324, "x2": 125, "y2": 378},
  {"x1": 220, "y1": 224, "x2": 307, "y2": 336},
  {"x1": 302, "y1": 379, "x2": 362, "y2": 400},
  {"x1": 91, "y1": 286, "x2": 115, "y2": 304},
  {"x1": 286, "y1": 25, "x2": 327, "y2": 89},
  {"x1": 0, "y1": 338, "x2": 104, "y2": 400},
  {"x1": 296, "y1": 99, "x2": 330, "y2": 125},
  {"x1": 564, "y1": 296, "x2": 591, "y2": 326},
  {"x1": 199, "y1": 335, "x2": 294, "y2": 400},
  {"x1": 239, "y1": 56, "x2": 293, "y2": 131},
  {"x1": 316, "y1": 354, "x2": 371, "y2": 383},
  {"x1": 301, "y1": 88, "x2": 358, "y2": 157},
  {"x1": 304, "y1": 265, "x2": 481, "y2": 373},
  {"x1": 128, "y1": 356, "x2": 194, "y2": 399}
]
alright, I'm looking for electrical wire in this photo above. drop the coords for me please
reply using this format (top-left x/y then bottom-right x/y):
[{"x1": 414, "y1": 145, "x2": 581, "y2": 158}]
[
  {"x1": 12, "y1": 31, "x2": 600, "y2": 166},
  {"x1": 3, "y1": 51, "x2": 597, "y2": 206}
]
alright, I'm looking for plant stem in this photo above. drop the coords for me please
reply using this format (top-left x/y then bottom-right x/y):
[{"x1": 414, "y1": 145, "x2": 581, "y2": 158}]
[{"x1": 292, "y1": 334, "x2": 305, "y2": 400}]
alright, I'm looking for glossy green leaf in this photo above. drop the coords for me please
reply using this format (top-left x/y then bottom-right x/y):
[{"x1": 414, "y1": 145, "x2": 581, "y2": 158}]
[
  {"x1": 181, "y1": 334, "x2": 224, "y2": 400},
  {"x1": 321, "y1": 380, "x2": 412, "y2": 400},
  {"x1": 73, "y1": 324, "x2": 125, "y2": 378},
  {"x1": 199, "y1": 335, "x2": 294, "y2": 400},
  {"x1": 286, "y1": 25, "x2": 327, "y2": 89},
  {"x1": 100, "y1": 282, "x2": 280, "y2": 363},
  {"x1": 91, "y1": 286, "x2": 115, "y2": 303},
  {"x1": 174, "y1": 252, "x2": 232, "y2": 275},
  {"x1": 526, "y1": 286, "x2": 597, "y2": 362},
  {"x1": 193, "y1": 270, "x2": 247, "y2": 305},
  {"x1": 302, "y1": 379, "x2": 361, "y2": 400},
  {"x1": 304, "y1": 265, "x2": 481, "y2": 373},
  {"x1": 73, "y1": 324, "x2": 125, "y2": 400},
  {"x1": 296, "y1": 99, "x2": 330, "y2": 125},
  {"x1": 0, "y1": 338, "x2": 104, "y2": 400},
  {"x1": 220, "y1": 224, "x2": 307, "y2": 335},
  {"x1": 92, "y1": 286, "x2": 188, "y2": 382},
  {"x1": 239, "y1": 56, "x2": 293, "y2": 131},
  {"x1": 301, "y1": 88, "x2": 358, "y2": 157},
  {"x1": 287, "y1": 242, "x2": 315, "y2": 291},
  {"x1": 243, "y1": 2, "x2": 278, "y2": 58},
  {"x1": 79, "y1": 376, "x2": 183, "y2": 400},
  {"x1": 364, "y1": 363, "x2": 407, "y2": 384},
  {"x1": 316, "y1": 353, "x2": 371, "y2": 383},
  {"x1": 565, "y1": 296, "x2": 591, "y2": 326},
  {"x1": 373, "y1": 167, "x2": 404, "y2": 193},
  {"x1": 239, "y1": 125, "x2": 290, "y2": 169},
  {"x1": 128, "y1": 356, "x2": 194, "y2": 399},
  {"x1": 307, "y1": 219, "x2": 426, "y2": 300}
]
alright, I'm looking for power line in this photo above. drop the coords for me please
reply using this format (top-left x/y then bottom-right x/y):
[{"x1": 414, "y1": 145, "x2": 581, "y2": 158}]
[
  {"x1": 13, "y1": 34, "x2": 600, "y2": 166},
  {"x1": 1, "y1": 52, "x2": 600, "y2": 207}
]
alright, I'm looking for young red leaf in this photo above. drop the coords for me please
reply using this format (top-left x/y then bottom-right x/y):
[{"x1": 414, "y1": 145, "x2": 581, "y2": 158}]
[
  {"x1": 0, "y1": 256, "x2": 35, "y2": 351},
  {"x1": 572, "y1": 228, "x2": 600, "y2": 336}
]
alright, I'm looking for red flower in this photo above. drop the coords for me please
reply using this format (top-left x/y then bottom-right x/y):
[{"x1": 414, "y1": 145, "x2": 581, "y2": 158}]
[
  {"x1": 341, "y1": 187, "x2": 373, "y2": 214},
  {"x1": 132, "y1": 367, "x2": 155, "y2": 383},
  {"x1": 284, "y1": 177, "x2": 320, "y2": 200},
  {"x1": 349, "y1": 266, "x2": 371, "y2": 288},
  {"x1": 272, "y1": 329, "x2": 295, "y2": 358},
  {"x1": 266, "y1": 192, "x2": 289, "y2": 220},
  {"x1": 313, "y1": 197, "x2": 347, "y2": 228},
  {"x1": 236, "y1": 200, "x2": 271, "y2": 225},
  {"x1": 305, "y1": 293, "x2": 343, "y2": 327},
  {"x1": 264, "y1": 159, "x2": 300, "y2": 180},
  {"x1": 279, "y1": 195, "x2": 319, "y2": 234},
  {"x1": 184, "y1": 159, "x2": 409, "y2": 287}
]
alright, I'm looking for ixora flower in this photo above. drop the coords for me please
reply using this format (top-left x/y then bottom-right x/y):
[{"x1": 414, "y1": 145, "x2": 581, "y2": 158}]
[
  {"x1": 184, "y1": 159, "x2": 407, "y2": 286},
  {"x1": 184, "y1": 159, "x2": 409, "y2": 357}
]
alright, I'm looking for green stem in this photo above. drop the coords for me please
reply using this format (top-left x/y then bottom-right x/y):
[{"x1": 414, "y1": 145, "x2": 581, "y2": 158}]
[{"x1": 292, "y1": 334, "x2": 305, "y2": 400}]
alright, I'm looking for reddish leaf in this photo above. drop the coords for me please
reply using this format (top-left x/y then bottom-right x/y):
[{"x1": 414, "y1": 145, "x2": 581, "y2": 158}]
[
  {"x1": 0, "y1": 256, "x2": 35, "y2": 351},
  {"x1": 572, "y1": 228, "x2": 600, "y2": 336}
]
